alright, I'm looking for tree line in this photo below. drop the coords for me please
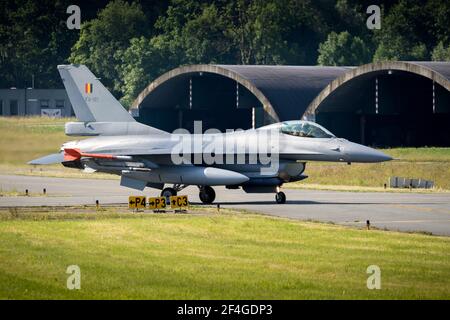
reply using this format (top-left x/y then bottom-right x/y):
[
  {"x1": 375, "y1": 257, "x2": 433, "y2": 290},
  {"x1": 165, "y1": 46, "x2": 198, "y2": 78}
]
[{"x1": 1, "y1": 0, "x2": 449, "y2": 108}]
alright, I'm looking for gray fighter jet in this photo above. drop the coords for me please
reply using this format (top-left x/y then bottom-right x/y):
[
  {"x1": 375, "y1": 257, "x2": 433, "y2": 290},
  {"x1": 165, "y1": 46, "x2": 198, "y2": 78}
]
[{"x1": 29, "y1": 65, "x2": 392, "y2": 204}]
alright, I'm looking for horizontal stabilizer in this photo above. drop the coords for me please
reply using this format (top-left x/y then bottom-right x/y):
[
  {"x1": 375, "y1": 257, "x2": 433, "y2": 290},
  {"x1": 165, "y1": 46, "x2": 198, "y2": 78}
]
[{"x1": 28, "y1": 153, "x2": 64, "y2": 165}]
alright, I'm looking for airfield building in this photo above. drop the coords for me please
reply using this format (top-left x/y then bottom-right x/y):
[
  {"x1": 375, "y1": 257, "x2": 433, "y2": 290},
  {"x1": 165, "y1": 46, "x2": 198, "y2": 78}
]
[{"x1": 0, "y1": 88, "x2": 73, "y2": 117}]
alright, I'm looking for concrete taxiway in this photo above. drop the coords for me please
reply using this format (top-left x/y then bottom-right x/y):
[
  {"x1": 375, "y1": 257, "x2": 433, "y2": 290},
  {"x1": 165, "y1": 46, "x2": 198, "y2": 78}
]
[{"x1": 1, "y1": 174, "x2": 450, "y2": 236}]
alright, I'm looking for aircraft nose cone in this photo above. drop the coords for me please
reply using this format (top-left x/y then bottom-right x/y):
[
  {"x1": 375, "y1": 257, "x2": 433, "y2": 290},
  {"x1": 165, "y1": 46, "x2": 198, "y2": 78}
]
[{"x1": 344, "y1": 142, "x2": 393, "y2": 163}]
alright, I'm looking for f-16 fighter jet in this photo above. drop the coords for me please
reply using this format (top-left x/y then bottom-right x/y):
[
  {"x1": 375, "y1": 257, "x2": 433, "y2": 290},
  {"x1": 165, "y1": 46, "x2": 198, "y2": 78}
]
[{"x1": 29, "y1": 65, "x2": 392, "y2": 204}]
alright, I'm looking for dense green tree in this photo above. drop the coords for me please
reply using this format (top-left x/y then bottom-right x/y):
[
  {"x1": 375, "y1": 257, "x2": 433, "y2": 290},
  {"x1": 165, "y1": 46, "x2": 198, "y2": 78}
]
[
  {"x1": 151, "y1": 0, "x2": 335, "y2": 66},
  {"x1": 116, "y1": 0, "x2": 231, "y2": 108},
  {"x1": 0, "y1": 0, "x2": 78, "y2": 88},
  {"x1": 225, "y1": 0, "x2": 287, "y2": 64},
  {"x1": 152, "y1": 0, "x2": 235, "y2": 64},
  {"x1": 225, "y1": 0, "x2": 334, "y2": 65},
  {"x1": 2, "y1": 0, "x2": 450, "y2": 100},
  {"x1": 425, "y1": 0, "x2": 450, "y2": 46},
  {"x1": 373, "y1": 0, "x2": 430, "y2": 61},
  {"x1": 333, "y1": 0, "x2": 367, "y2": 37},
  {"x1": 181, "y1": 4, "x2": 233, "y2": 63},
  {"x1": 318, "y1": 31, "x2": 372, "y2": 66},
  {"x1": 432, "y1": 42, "x2": 450, "y2": 61},
  {"x1": 69, "y1": 0, "x2": 149, "y2": 95},
  {"x1": 116, "y1": 36, "x2": 180, "y2": 108},
  {"x1": 115, "y1": 0, "x2": 336, "y2": 105}
]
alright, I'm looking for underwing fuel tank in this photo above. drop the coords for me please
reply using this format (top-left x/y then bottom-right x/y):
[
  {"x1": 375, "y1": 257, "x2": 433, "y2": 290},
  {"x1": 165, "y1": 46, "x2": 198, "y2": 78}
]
[{"x1": 122, "y1": 166, "x2": 250, "y2": 186}]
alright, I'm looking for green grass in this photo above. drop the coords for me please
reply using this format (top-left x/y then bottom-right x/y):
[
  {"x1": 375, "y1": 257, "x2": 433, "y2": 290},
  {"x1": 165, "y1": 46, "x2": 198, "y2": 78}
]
[
  {"x1": 0, "y1": 117, "x2": 116, "y2": 179},
  {"x1": 0, "y1": 188, "x2": 36, "y2": 197},
  {"x1": 299, "y1": 158, "x2": 450, "y2": 190},
  {"x1": 0, "y1": 207, "x2": 449, "y2": 299},
  {"x1": 0, "y1": 117, "x2": 71, "y2": 165},
  {"x1": 384, "y1": 148, "x2": 450, "y2": 162}
]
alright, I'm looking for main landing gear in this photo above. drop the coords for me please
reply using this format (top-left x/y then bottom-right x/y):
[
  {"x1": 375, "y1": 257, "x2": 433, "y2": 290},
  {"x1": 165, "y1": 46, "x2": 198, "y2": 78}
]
[
  {"x1": 160, "y1": 184, "x2": 187, "y2": 200},
  {"x1": 160, "y1": 187, "x2": 177, "y2": 198},
  {"x1": 161, "y1": 185, "x2": 216, "y2": 205},
  {"x1": 275, "y1": 191, "x2": 286, "y2": 204},
  {"x1": 161, "y1": 184, "x2": 286, "y2": 205},
  {"x1": 198, "y1": 186, "x2": 216, "y2": 204}
]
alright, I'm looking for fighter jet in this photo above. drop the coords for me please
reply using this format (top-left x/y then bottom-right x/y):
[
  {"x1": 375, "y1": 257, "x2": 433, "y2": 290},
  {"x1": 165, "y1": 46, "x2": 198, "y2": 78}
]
[{"x1": 29, "y1": 65, "x2": 392, "y2": 204}]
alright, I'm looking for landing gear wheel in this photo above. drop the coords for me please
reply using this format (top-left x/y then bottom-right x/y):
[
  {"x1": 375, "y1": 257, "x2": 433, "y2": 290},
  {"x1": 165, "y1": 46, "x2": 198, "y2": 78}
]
[
  {"x1": 199, "y1": 186, "x2": 216, "y2": 204},
  {"x1": 275, "y1": 191, "x2": 286, "y2": 204},
  {"x1": 161, "y1": 187, "x2": 177, "y2": 198}
]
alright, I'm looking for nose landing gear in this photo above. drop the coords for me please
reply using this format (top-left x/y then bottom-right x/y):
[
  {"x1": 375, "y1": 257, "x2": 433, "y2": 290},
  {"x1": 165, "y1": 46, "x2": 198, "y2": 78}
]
[{"x1": 198, "y1": 186, "x2": 216, "y2": 204}]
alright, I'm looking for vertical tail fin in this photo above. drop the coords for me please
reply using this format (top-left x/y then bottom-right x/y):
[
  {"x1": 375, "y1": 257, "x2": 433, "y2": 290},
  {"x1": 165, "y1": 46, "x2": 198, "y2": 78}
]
[{"x1": 58, "y1": 64, "x2": 135, "y2": 122}]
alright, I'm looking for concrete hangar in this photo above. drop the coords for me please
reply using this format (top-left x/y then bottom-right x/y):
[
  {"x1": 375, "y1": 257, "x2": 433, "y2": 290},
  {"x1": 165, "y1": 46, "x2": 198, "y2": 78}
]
[{"x1": 131, "y1": 61, "x2": 450, "y2": 147}]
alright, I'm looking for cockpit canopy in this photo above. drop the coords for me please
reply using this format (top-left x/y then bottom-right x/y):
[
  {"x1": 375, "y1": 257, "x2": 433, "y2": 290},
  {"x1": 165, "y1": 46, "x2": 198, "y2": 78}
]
[{"x1": 280, "y1": 121, "x2": 335, "y2": 138}]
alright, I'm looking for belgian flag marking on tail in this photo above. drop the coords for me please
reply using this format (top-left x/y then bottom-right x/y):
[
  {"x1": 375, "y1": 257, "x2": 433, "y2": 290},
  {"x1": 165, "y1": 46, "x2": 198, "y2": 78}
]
[{"x1": 85, "y1": 83, "x2": 93, "y2": 94}]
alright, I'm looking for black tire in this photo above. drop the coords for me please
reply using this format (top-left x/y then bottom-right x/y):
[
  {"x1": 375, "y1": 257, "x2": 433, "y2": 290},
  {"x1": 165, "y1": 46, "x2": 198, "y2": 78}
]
[
  {"x1": 199, "y1": 186, "x2": 216, "y2": 204},
  {"x1": 275, "y1": 191, "x2": 286, "y2": 204},
  {"x1": 161, "y1": 187, "x2": 177, "y2": 199}
]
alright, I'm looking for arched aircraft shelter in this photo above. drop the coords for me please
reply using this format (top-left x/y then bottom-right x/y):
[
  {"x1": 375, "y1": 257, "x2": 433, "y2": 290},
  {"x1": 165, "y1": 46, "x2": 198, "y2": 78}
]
[
  {"x1": 304, "y1": 62, "x2": 450, "y2": 147},
  {"x1": 133, "y1": 62, "x2": 450, "y2": 147},
  {"x1": 132, "y1": 64, "x2": 350, "y2": 132}
]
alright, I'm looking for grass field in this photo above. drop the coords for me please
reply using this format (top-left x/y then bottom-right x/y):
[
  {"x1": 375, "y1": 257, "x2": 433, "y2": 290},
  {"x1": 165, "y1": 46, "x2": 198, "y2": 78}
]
[
  {"x1": 0, "y1": 116, "x2": 70, "y2": 165},
  {"x1": 301, "y1": 153, "x2": 450, "y2": 190},
  {"x1": 0, "y1": 206, "x2": 449, "y2": 300},
  {"x1": 0, "y1": 117, "x2": 116, "y2": 179},
  {"x1": 1, "y1": 116, "x2": 450, "y2": 189}
]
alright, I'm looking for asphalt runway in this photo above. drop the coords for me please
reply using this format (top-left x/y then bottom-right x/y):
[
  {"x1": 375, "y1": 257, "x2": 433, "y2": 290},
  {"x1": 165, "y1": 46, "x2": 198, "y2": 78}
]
[{"x1": 1, "y1": 174, "x2": 450, "y2": 236}]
